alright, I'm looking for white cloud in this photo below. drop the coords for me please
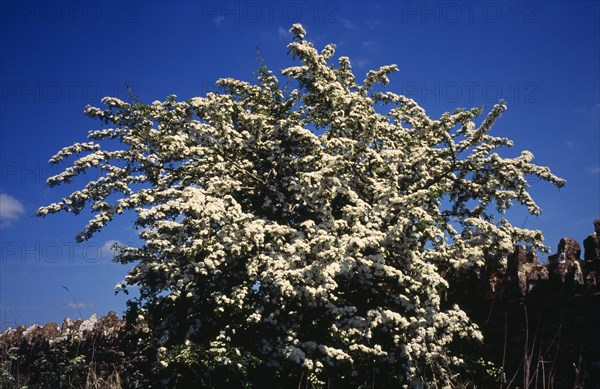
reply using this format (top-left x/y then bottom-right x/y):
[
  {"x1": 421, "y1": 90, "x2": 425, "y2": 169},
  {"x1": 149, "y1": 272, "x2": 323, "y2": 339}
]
[
  {"x1": 365, "y1": 19, "x2": 381, "y2": 30},
  {"x1": 361, "y1": 40, "x2": 380, "y2": 53},
  {"x1": 0, "y1": 193, "x2": 25, "y2": 228},
  {"x1": 362, "y1": 40, "x2": 375, "y2": 48},
  {"x1": 101, "y1": 239, "x2": 120, "y2": 259},
  {"x1": 278, "y1": 25, "x2": 289, "y2": 40},
  {"x1": 339, "y1": 19, "x2": 356, "y2": 30},
  {"x1": 355, "y1": 58, "x2": 370, "y2": 69},
  {"x1": 587, "y1": 166, "x2": 600, "y2": 175},
  {"x1": 65, "y1": 302, "x2": 93, "y2": 310},
  {"x1": 574, "y1": 103, "x2": 600, "y2": 113},
  {"x1": 564, "y1": 140, "x2": 575, "y2": 150}
]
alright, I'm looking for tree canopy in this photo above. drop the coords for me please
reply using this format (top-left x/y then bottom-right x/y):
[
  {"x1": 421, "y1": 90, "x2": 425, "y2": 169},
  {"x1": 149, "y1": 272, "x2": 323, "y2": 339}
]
[{"x1": 39, "y1": 24, "x2": 565, "y2": 387}]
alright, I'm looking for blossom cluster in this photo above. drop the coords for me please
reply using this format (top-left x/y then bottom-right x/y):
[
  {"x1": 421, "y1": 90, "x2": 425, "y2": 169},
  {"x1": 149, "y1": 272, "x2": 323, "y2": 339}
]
[{"x1": 39, "y1": 24, "x2": 565, "y2": 387}]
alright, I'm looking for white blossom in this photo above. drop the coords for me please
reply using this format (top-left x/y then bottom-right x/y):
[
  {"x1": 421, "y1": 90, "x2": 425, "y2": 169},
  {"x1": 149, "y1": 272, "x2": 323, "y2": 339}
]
[{"x1": 38, "y1": 23, "x2": 565, "y2": 387}]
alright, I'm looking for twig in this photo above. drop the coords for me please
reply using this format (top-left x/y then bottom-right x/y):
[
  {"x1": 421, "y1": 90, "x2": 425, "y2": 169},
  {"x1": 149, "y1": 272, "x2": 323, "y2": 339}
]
[
  {"x1": 500, "y1": 311, "x2": 508, "y2": 387},
  {"x1": 62, "y1": 285, "x2": 83, "y2": 319},
  {"x1": 297, "y1": 368, "x2": 305, "y2": 389},
  {"x1": 528, "y1": 303, "x2": 545, "y2": 388},
  {"x1": 524, "y1": 302, "x2": 530, "y2": 389}
]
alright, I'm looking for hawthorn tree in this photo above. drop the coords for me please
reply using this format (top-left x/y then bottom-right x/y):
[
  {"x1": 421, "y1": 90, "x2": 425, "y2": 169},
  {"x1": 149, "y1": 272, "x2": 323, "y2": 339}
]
[{"x1": 39, "y1": 24, "x2": 564, "y2": 387}]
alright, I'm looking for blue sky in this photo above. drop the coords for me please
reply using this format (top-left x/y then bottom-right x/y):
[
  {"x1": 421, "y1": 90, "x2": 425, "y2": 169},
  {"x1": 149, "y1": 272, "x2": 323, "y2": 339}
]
[{"x1": 1, "y1": 1, "x2": 598, "y2": 328}]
